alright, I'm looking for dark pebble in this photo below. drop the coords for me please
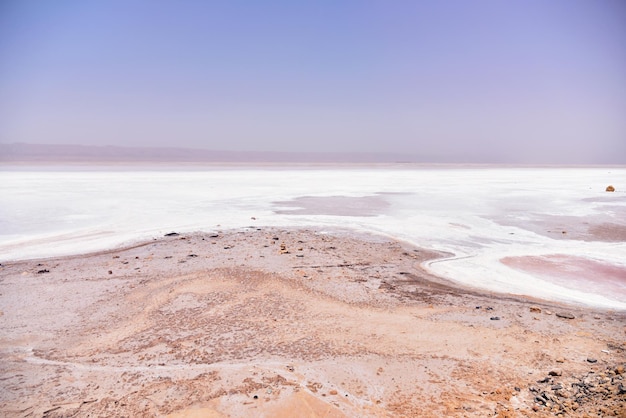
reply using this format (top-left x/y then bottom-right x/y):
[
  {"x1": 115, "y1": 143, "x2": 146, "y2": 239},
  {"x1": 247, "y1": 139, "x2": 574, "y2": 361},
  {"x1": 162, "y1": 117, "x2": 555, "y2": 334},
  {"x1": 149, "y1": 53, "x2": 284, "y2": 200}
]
[
  {"x1": 37, "y1": 269, "x2": 49, "y2": 274},
  {"x1": 490, "y1": 316, "x2": 500, "y2": 320},
  {"x1": 164, "y1": 232, "x2": 179, "y2": 237},
  {"x1": 555, "y1": 312, "x2": 575, "y2": 319},
  {"x1": 587, "y1": 357, "x2": 597, "y2": 363}
]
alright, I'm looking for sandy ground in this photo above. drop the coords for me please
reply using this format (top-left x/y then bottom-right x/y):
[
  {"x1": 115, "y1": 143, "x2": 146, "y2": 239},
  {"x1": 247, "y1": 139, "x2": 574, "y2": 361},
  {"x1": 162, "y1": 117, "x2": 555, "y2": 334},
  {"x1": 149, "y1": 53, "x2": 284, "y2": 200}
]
[{"x1": 0, "y1": 227, "x2": 625, "y2": 417}]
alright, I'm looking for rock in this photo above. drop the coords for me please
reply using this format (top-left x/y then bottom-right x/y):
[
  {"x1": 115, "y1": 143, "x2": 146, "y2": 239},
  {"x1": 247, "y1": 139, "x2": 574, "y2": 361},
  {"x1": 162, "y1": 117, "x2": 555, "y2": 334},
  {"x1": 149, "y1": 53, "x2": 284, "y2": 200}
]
[
  {"x1": 606, "y1": 185, "x2": 615, "y2": 192},
  {"x1": 615, "y1": 365, "x2": 625, "y2": 375},
  {"x1": 329, "y1": 389, "x2": 338, "y2": 395},
  {"x1": 37, "y1": 269, "x2": 50, "y2": 274},
  {"x1": 530, "y1": 306, "x2": 542, "y2": 313},
  {"x1": 209, "y1": 234, "x2": 219, "y2": 238},
  {"x1": 587, "y1": 357, "x2": 597, "y2": 363},
  {"x1": 556, "y1": 312, "x2": 575, "y2": 319},
  {"x1": 490, "y1": 316, "x2": 500, "y2": 320},
  {"x1": 556, "y1": 357, "x2": 565, "y2": 363},
  {"x1": 108, "y1": 270, "x2": 112, "y2": 274},
  {"x1": 549, "y1": 369, "x2": 563, "y2": 376},
  {"x1": 187, "y1": 254, "x2": 198, "y2": 258},
  {"x1": 555, "y1": 390, "x2": 568, "y2": 398},
  {"x1": 545, "y1": 310, "x2": 553, "y2": 315},
  {"x1": 164, "y1": 232, "x2": 179, "y2": 237}
]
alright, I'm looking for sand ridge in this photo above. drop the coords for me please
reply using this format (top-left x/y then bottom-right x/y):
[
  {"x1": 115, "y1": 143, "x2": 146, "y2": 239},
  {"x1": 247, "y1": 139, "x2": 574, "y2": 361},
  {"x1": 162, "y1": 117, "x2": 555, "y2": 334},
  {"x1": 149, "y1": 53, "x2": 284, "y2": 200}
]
[{"x1": 0, "y1": 227, "x2": 624, "y2": 417}]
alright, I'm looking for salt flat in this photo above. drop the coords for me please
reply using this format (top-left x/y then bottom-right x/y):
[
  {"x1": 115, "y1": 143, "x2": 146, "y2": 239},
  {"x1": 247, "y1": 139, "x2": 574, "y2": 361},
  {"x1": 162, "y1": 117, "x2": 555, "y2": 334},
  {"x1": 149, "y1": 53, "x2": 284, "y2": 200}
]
[{"x1": 1, "y1": 165, "x2": 624, "y2": 308}]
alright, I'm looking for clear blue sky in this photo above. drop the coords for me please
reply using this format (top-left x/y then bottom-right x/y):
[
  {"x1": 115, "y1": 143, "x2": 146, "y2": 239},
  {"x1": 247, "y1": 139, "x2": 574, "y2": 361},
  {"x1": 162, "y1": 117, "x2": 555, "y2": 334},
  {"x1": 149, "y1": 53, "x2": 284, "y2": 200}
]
[{"x1": 1, "y1": 0, "x2": 624, "y2": 163}]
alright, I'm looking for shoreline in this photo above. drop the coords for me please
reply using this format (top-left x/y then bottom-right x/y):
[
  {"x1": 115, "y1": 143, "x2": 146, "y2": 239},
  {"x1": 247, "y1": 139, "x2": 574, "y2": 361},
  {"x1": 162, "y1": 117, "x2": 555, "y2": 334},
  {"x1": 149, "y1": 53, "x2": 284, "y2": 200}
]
[
  {"x1": 1, "y1": 227, "x2": 624, "y2": 417},
  {"x1": 4, "y1": 225, "x2": 624, "y2": 312}
]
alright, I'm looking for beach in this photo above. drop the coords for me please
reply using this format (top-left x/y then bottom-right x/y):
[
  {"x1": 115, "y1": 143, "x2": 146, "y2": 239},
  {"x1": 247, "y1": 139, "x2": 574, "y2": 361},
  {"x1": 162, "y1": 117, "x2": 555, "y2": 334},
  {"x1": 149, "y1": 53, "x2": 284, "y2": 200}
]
[{"x1": 1, "y1": 227, "x2": 625, "y2": 417}]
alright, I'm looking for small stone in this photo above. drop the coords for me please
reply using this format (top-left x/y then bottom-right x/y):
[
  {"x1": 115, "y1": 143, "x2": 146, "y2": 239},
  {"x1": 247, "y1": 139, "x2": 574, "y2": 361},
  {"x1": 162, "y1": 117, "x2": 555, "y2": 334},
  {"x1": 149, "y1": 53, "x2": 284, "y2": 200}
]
[
  {"x1": 587, "y1": 357, "x2": 597, "y2": 363},
  {"x1": 549, "y1": 369, "x2": 562, "y2": 376},
  {"x1": 37, "y1": 269, "x2": 50, "y2": 274},
  {"x1": 530, "y1": 306, "x2": 542, "y2": 313},
  {"x1": 615, "y1": 365, "x2": 625, "y2": 375},
  {"x1": 606, "y1": 185, "x2": 615, "y2": 192},
  {"x1": 551, "y1": 384, "x2": 563, "y2": 390},
  {"x1": 164, "y1": 232, "x2": 179, "y2": 237},
  {"x1": 556, "y1": 312, "x2": 575, "y2": 319},
  {"x1": 556, "y1": 357, "x2": 565, "y2": 363},
  {"x1": 545, "y1": 310, "x2": 553, "y2": 315},
  {"x1": 108, "y1": 270, "x2": 112, "y2": 274},
  {"x1": 490, "y1": 316, "x2": 500, "y2": 321},
  {"x1": 329, "y1": 389, "x2": 338, "y2": 395}
]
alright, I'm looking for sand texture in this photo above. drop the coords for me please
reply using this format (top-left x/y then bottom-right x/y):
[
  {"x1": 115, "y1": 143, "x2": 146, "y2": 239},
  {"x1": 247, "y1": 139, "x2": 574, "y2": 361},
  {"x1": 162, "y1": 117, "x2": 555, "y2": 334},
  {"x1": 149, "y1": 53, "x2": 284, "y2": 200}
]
[{"x1": 0, "y1": 228, "x2": 625, "y2": 417}]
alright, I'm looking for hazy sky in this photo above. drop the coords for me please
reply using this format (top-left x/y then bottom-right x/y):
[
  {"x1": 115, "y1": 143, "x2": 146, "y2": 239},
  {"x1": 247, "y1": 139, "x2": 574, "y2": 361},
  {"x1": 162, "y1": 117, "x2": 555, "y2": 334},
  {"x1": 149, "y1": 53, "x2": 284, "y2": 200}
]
[{"x1": 1, "y1": 1, "x2": 625, "y2": 163}]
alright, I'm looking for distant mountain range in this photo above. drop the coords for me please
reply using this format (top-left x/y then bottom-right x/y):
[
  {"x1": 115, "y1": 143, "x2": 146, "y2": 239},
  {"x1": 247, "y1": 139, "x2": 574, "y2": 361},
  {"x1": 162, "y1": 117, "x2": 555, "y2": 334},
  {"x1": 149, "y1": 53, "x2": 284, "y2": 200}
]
[{"x1": 0, "y1": 143, "x2": 435, "y2": 163}]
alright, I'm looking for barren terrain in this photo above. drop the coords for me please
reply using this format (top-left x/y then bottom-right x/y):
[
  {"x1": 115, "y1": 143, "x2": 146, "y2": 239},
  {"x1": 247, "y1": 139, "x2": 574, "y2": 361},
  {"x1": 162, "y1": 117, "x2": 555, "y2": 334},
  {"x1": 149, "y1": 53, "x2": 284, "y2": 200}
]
[{"x1": 1, "y1": 228, "x2": 624, "y2": 417}]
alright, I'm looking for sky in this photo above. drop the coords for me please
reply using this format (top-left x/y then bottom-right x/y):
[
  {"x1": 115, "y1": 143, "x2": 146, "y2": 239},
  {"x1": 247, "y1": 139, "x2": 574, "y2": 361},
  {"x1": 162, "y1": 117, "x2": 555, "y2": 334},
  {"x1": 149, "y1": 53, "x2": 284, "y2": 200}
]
[{"x1": 0, "y1": 0, "x2": 625, "y2": 163}]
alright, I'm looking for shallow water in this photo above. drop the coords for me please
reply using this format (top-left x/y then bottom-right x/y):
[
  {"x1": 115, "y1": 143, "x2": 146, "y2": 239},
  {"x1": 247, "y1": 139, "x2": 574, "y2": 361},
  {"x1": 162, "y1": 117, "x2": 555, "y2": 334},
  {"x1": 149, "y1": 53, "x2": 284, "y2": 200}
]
[{"x1": 1, "y1": 165, "x2": 625, "y2": 309}]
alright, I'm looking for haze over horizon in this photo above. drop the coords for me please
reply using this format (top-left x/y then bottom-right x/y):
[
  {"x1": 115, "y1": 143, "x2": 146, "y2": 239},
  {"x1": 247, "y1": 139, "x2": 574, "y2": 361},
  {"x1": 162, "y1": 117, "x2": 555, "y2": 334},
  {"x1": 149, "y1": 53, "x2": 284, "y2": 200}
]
[{"x1": 1, "y1": 1, "x2": 625, "y2": 164}]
